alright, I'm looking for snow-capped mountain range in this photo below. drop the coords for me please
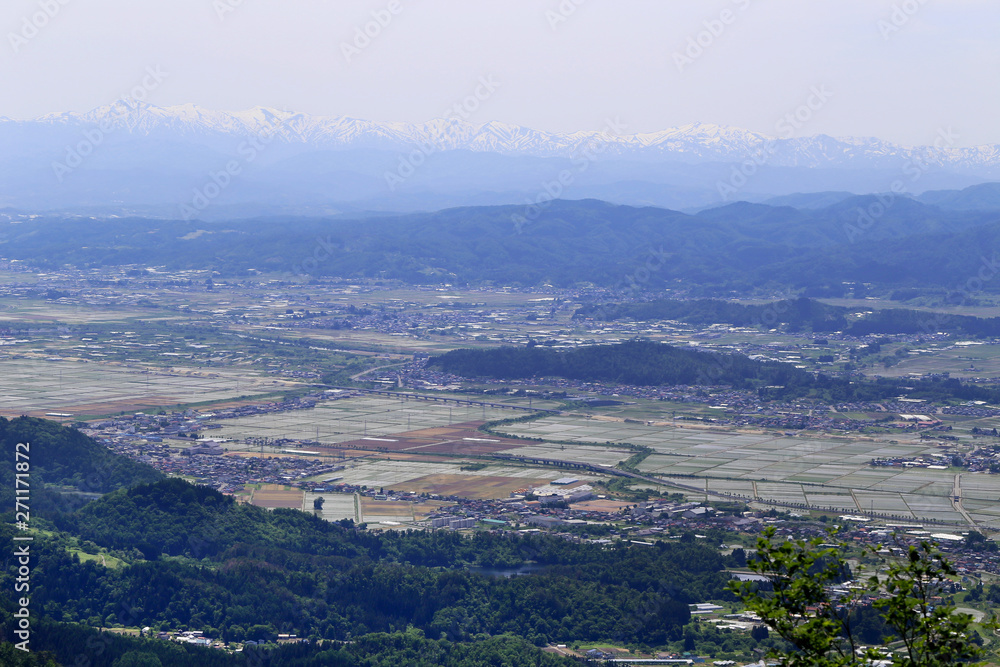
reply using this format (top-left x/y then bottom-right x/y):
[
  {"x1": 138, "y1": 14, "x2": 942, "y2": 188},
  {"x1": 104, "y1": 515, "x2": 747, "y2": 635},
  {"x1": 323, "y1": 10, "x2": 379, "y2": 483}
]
[
  {"x1": 11, "y1": 103, "x2": 1000, "y2": 170},
  {"x1": 1, "y1": 103, "x2": 998, "y2": 218}
]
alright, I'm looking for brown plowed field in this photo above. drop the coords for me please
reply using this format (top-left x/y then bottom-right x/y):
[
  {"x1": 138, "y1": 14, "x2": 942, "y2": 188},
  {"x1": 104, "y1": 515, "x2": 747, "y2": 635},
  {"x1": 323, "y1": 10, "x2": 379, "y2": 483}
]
[
  {"x1": 403, "y1": 473, "x2": 549, "y2": 499},
  {"x1": 250, "y1": 484, "x2": 304, "y2": 509},
  {"x1": 331, "y1": 421, "x2": 536, "y2": 456}
]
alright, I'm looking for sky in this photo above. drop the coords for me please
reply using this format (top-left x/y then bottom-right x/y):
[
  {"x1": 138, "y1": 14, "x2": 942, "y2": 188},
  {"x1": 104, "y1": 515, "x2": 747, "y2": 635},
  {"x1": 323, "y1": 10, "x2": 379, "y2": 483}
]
[{"x1": 1, "y1": 0, "x2": 998, "y2": 147}]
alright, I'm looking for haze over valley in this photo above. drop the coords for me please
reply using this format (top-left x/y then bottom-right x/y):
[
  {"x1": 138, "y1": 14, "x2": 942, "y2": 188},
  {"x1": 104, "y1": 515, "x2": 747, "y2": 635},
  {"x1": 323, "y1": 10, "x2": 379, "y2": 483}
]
[{"x1": 4, "y1": 2, "x2": 1000, "y2": 666}]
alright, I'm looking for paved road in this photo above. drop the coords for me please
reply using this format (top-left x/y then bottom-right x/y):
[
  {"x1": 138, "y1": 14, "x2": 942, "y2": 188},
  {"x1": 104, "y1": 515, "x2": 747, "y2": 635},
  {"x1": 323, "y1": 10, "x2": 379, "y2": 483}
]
[{"x1": 952, "y1": 473, "x2": 977, "y2": 528}]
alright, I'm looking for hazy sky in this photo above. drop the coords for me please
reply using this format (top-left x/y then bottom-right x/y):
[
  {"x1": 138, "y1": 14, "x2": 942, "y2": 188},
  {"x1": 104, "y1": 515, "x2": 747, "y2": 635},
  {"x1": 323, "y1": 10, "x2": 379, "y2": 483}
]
[{"x1": 2, "y1": 0, "x2": 998, "y2": 146}]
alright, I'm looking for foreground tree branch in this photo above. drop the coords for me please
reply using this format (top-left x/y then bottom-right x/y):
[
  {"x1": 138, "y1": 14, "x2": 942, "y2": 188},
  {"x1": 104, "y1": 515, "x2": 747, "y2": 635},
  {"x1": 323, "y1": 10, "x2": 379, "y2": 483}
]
[{"x1": 729, "y1": 527, "x2": 995, "y2": 666}]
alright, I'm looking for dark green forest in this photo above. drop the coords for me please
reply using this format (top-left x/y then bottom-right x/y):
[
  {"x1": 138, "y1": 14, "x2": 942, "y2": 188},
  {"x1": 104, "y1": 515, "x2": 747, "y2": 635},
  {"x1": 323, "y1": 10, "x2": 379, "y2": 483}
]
[
  {"x1": 428, "y1": 340, "x2": 1000, "y2": 404},
  {"x1": 0, "y1": 416, "x2": 163, "y2": 517},
  {"x1": 18, "y1": 479, "x2": 727, "y2": 645},
  {"x1": 428, "y1": 339, "x2": 811, "y2": 389},
  {"x1": 0, "y1": 606, "x2": 577, "y2": 667}
]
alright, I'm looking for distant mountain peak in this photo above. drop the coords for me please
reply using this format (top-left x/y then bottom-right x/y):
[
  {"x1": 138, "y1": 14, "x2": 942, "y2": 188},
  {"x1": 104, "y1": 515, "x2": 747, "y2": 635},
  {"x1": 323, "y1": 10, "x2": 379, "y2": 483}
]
[
  {"x1": 10, "y1": 103, "x2": 997, "y2": 170},
  {"x1": 7, "y1": 102, "x2": 1000, "y2": 172},
  {"x1": 3, "y1": 104, "x2": 1000, "y2": 217}
]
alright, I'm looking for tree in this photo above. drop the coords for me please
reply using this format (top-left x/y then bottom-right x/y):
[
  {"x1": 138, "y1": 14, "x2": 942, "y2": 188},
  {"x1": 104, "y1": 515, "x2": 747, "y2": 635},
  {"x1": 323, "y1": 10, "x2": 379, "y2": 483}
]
[
  {"x1": 313, "y1": 496, "x2": 325, "y2": 510},
  {"x1": 730, "y1": 527, "x2": 993, "y2": 667},
  {"x1": 112, "y1": 652, "x2": 162, "y2": 667}
]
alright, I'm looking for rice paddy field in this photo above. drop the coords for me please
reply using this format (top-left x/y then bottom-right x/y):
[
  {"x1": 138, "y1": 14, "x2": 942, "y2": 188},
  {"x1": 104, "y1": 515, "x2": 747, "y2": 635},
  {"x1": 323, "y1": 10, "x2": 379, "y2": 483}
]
[
  {"x1": 877, "y1": 342, "x2": 1000, "y2": 378},
  {"x1": 214, "y1": 402, "x2": 1000, "y2": 528},
  {"x1": 654, "y1": 474, "x2": 972, "y2": 525},
  {"x1": 496, "y1": 443, "x2": 633, "y2": 467},
  {"x1": 329, "y1": 457, "x2": 604, "y2": 496},
  {"x1": 201, "y1": 395, "x2": 614, "y2": 503},
  {"x1": 215, "y1": 395, "x2": 516, "y2": 445},
  {"x1": 0, "y1": 357, "x2": 267, "y2": 417},
  {"x1": 258, "y1": 487, "x2": 458, "y2": 527},
  {"x1": 304, "y1": 491, "x2": 359, "y2": 522},
  {"x1": 504, "y1": 415, "x2": 1000, "y2": 528}
]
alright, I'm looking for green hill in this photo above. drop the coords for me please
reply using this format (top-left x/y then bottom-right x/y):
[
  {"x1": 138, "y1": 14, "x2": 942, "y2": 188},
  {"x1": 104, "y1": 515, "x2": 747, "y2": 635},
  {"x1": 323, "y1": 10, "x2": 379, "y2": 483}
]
[
  {"x1": 0, "y1": 416, "x2": 162, "y2": 518},
  {"x1": 5, "y1": 198, "x2": 1000, "y2": 292},
  {"x1": 428, "y1": 340, "x2": 814, "y2": 389},
  {"x1": 9, "y1": 478, "x2": 725, "y2": 650}
]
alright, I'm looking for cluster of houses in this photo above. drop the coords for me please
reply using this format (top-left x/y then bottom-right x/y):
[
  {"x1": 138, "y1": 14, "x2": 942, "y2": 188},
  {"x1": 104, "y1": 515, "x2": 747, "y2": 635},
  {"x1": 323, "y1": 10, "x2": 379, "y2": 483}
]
[
  {"x1": 396, "y1": 359, "x2": 976, "y2": 437},
  {"x1": 869, "y1": 450, "x2": 960, "y2": 469},
  {"x1": 83, "y1": 413, "x2": 346, "y2": 494},
  {"x1": 83, "y1": 390, "x2": 358, "y2": 446},
  {"x1": 162, "y1": 452, "x2": 344, "y2": 493},
  {"x1": 868, "y1": 439, "x2": 1000, "y2": 474},
  {"x1": 416, "y1": 488, "x2": 746, "y2": 538},
  {"x1": 962, "y1": 444, "x2": 1000, "y2": 472}
]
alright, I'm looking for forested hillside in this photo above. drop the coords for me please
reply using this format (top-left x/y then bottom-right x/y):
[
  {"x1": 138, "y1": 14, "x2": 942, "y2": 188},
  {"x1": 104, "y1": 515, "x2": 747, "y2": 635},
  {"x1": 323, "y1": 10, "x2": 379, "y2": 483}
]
[
  {"x1": 1, "y1": 604, "x2": 577, "y2": 666},
  {"x1": 429, "y1": 341, "x2": 1000, "y2": 405},
  {"x1": 5, "y1": 198, "x2": 1000, "y2": 292},
  {"x1": 428, "y1": 340, "x2": 811, "y2": 389},
  {"x1": 31, "y1": 479, "x2": 728, "y2": 645},
  {"x1": 0, "y1": 416, "x2": 162, "y2": 517}
]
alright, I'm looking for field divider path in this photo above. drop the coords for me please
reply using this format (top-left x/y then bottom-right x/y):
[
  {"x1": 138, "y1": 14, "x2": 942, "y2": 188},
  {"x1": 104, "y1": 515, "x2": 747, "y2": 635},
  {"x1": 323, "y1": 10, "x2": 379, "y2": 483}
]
[
  {"x1": 849, "y1": 488, "x2": 862, "y2": 513},
  {"x1": 351, "y1": 362, "x2": 408, "y2": 382},
  {"x1": 952, "y1": 473, "x2": 977, "y2": 528},
  {"x1": 402, "y1": 440, "x2": 455, "y2": 452}
]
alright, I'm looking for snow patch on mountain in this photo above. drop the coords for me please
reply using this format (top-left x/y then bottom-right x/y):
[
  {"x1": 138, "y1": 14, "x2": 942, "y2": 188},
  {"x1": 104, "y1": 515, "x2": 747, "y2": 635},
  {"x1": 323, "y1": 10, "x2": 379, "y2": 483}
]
[{"x1": 6, "y1": 104, "x2": 1000, "y2": 174}]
